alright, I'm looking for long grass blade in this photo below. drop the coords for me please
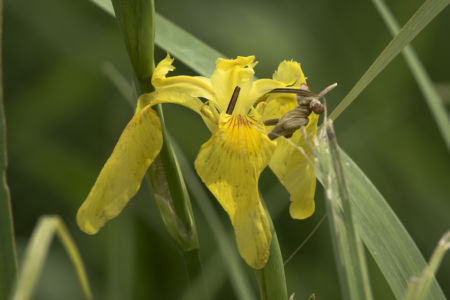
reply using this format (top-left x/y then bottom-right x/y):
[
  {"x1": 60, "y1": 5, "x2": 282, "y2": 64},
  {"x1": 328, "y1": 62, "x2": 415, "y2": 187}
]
[
  {"x1": 0, "y1": 0, "x2": 18, "y2": 297},
  {"x1": 403, "y1": 231, "x2": 450, "y2": 300},
  {"x1": 10, "y1": 216, "x2": 93, "y2": 300},
  {"x1": 329, "y1": 0, "x2": 450, "y2": 121},
  {"x1": 372, "y1": 0, "x2": 450, "y2": 151},
  {"x1": 312, "y1": 141, "x2": 446, "y2": 299},
  {"x1": 315, "y1": 121, "x2": 373, "y2": 300},
  {"x1": 89, "y1": 0, "x2": 224, "y2": 76}
]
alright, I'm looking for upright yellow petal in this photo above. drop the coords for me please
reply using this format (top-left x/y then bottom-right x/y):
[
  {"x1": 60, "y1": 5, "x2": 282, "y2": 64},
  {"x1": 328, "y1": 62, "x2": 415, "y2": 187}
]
[
  {"x1": 77, "y1": 105, "x2": 163, "y2": 234},
  {"x1": 269, "y1": 113, "x2": 319, "y2": 219},
  {"x1": 210, "y1": 56, "x2": 257, "y2": 113},
  {"x1": 273, "y1": 60, "x2": 306, "y2": 87},
  {"x1": 152, "y1": 54, "x2": 216, "y2": 101},
  {"x1": 194, "y1": 112, "x2": 275, "y2": 269}
]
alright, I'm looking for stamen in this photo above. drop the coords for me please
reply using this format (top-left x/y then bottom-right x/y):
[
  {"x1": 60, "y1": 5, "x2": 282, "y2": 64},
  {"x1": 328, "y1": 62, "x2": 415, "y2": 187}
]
[{"x1": 226, "y1": 86, "x2": 241, "y2": 115}]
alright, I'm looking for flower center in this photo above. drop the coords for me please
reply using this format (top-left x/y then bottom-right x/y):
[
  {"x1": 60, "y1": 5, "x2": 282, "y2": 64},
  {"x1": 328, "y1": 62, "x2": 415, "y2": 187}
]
[{"x1": 226, "y1": 86, "x2": 241, "y2": 115}]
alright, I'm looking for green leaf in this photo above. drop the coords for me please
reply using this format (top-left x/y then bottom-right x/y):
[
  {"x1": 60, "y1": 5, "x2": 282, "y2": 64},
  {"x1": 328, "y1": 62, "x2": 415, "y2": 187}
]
[
  {"x1": 313, "y1": 136, "x2": 446, "y2": 300},
  {"x1": 0, "y1": 0, "x2": 18, "y2": 297},
  {"x1": 10, "y1": 216, "x2": 93, "y2": 300},
  {"x1": 403, "y1": 231, "x2": 450, "y2": 300},
  {"x1": 89, "y1": 0, "x2": 224, "y2": 76},
  {"x1": 315, "y1": 122, "x2": 373, "y2": 300},
  {"x1": 329, "y1": 0, "x2": 450, "y2": 121},
  {"x1": 372, "y1": 0, "x2": 450, "y2": 151}
]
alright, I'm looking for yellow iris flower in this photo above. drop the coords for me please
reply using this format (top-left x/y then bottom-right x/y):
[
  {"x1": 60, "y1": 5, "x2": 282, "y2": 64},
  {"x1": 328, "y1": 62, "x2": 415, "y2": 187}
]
[{"x1": 77, "y1": 55, "x2": 318, "y2": 269}]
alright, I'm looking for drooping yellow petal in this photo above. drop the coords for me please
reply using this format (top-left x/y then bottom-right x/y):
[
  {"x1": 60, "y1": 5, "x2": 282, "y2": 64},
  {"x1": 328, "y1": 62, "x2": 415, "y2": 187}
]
[
  {"x1": 269, "y1": 113, "x2": 319, "y2": 219},
  {"x1": 152, "y1": 54, "x2": 216, "y2": 101},
  {"x1": 76, "y1": 105, "x2": 163, "y2": 234},
  {"x1": 194, "y1": 112, "x2": 276, "y2": 269},
  {"x1": 210, "y1": 56, "x2": 257, "y2": 113}
]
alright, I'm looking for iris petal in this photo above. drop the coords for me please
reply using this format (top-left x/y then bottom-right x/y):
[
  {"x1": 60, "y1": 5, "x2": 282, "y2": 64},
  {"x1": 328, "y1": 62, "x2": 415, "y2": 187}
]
[
  {"x1": 262, "y1": 59, "x2": 318, "y2": 219},
  {"x1": 210, "y1": 56, "x2": 256, "y2": 113},
  {"x1": 77, "y1": 105, "x2": 163, "y2": 234},
  {"x1": 194, "y1": 112, "x2": 275, "y2": 269},
  {"x1": 152, "y1": 54, "x2": 216, "y2": 101},
  {"x1": 269, "y1": 113, "x2": 319, "y2": 219},
  {"x1": 273, "y1": 60, "x2": 306, "y2": 87}
]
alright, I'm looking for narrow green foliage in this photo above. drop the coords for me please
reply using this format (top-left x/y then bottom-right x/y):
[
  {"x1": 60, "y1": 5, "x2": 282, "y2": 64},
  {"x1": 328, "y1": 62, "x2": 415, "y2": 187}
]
[
  {"x1": 107, "y1": 216, "x2": 135, "y2": 300},
  {"x1": 181, "y1": 252, "x2": 226, "y2": 300},
  {"x1": 10, "y1": 216, "x2": 92, "y2": 300},
  {"x1": 101, "y1": 61, "x2": 135, "y2": 107},
  {"x1": 111, "y1": 0, "x2": 200, "y2": 254},
  {"x1": 315, "y1": 121, "x2": 373, "y2": 300},
  {"x1": 111, "y1": 0, "x2": 155, "y2": 93},
  {"x1": 372, "y1": 0, "x2": 450, "y2": 151},
  {"x1": 403, "y1": 231, "x2": 450, "y2": 300},
  {"x1": 312, "y1": 140, "x2": 446, "y2": 299},
  {"x1": 0, "y1": 0, "x2": 18, "y2": 297},
  {"x1": 90, "y1": 0, "x2": 224, "y2": 76},
  {"x1": 329, "y1": 0, "x2": 450, "y2": 121}
]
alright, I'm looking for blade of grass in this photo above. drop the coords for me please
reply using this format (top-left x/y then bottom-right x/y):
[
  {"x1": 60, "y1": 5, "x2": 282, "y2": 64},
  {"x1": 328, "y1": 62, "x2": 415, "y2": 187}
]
[
  {"x1": 181, "y1": 252, "x2": 225, "y2": 300},
  {"x1": 89, "y1": 0, "x2": 225, "y2": 76},
  {"x1": 403, "y1": 231, "x2": 450, "y2": 300},
  {"x1": 315, "y1": 121, "x2": 373, "y2": 300},
  {"x1": 0, "y1": 0, "x2": 18, "y2": 297},
  {"x1": 312, "y1": 141, "x2": 446, "y2": 299},
  {"x1": 434, "y1": 82, "x2": 450, "y2": 104},
  {"x1": 329, "y1": 0, "x2": 450, "y2": 121},
  {"x1": 107, "y1": 216, "x2": 135, "y2": 300},
  {"x1": 372, "y1": 0, "x2": 450, "y2": 151},
  {"x1": 10, "y1": 216, "x2": 93, "y2": 300},
  {"x1": 101, "y1": 61, "x2": 135, "y2": 107}
]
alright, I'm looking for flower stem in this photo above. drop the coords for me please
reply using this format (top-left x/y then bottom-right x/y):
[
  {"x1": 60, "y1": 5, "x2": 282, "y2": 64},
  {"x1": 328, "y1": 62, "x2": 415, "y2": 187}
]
[
  {"x1": 0, "y1": 0, "x2": 19, "y2": 297},
  {"x1": 256, "y1": 199, "x2": 288, "y2": 300},
  {"x1": 111, "y1": 0, "x2": 203, "y2": 287}
]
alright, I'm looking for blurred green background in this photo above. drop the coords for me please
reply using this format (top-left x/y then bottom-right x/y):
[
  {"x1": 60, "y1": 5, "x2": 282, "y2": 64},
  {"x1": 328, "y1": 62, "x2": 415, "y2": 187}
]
[{"x1": 3, "y1": 0, "x2": 450, "y2": 299}]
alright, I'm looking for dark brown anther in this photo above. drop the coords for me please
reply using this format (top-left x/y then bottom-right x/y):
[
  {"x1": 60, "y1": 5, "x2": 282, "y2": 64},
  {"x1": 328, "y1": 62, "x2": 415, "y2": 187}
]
[{"x1": 226, "y1": 86, "x2": 241, "y2": 115}]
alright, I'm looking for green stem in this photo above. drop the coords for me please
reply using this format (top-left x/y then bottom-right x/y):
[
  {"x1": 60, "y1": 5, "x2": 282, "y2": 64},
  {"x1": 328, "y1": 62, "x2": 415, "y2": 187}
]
[
  {"x1": 257, "y1": 199, "x2": 288, "y2": 300},
  {"x1": 183, "y1": 249, "x2": 203, "y2": 282},
  {"x1": 0, "y1": 0, "x2": 18, "y2": 297},
  {"x1": 111, "y1": 0, "x2": 202, "y2": 287}
]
